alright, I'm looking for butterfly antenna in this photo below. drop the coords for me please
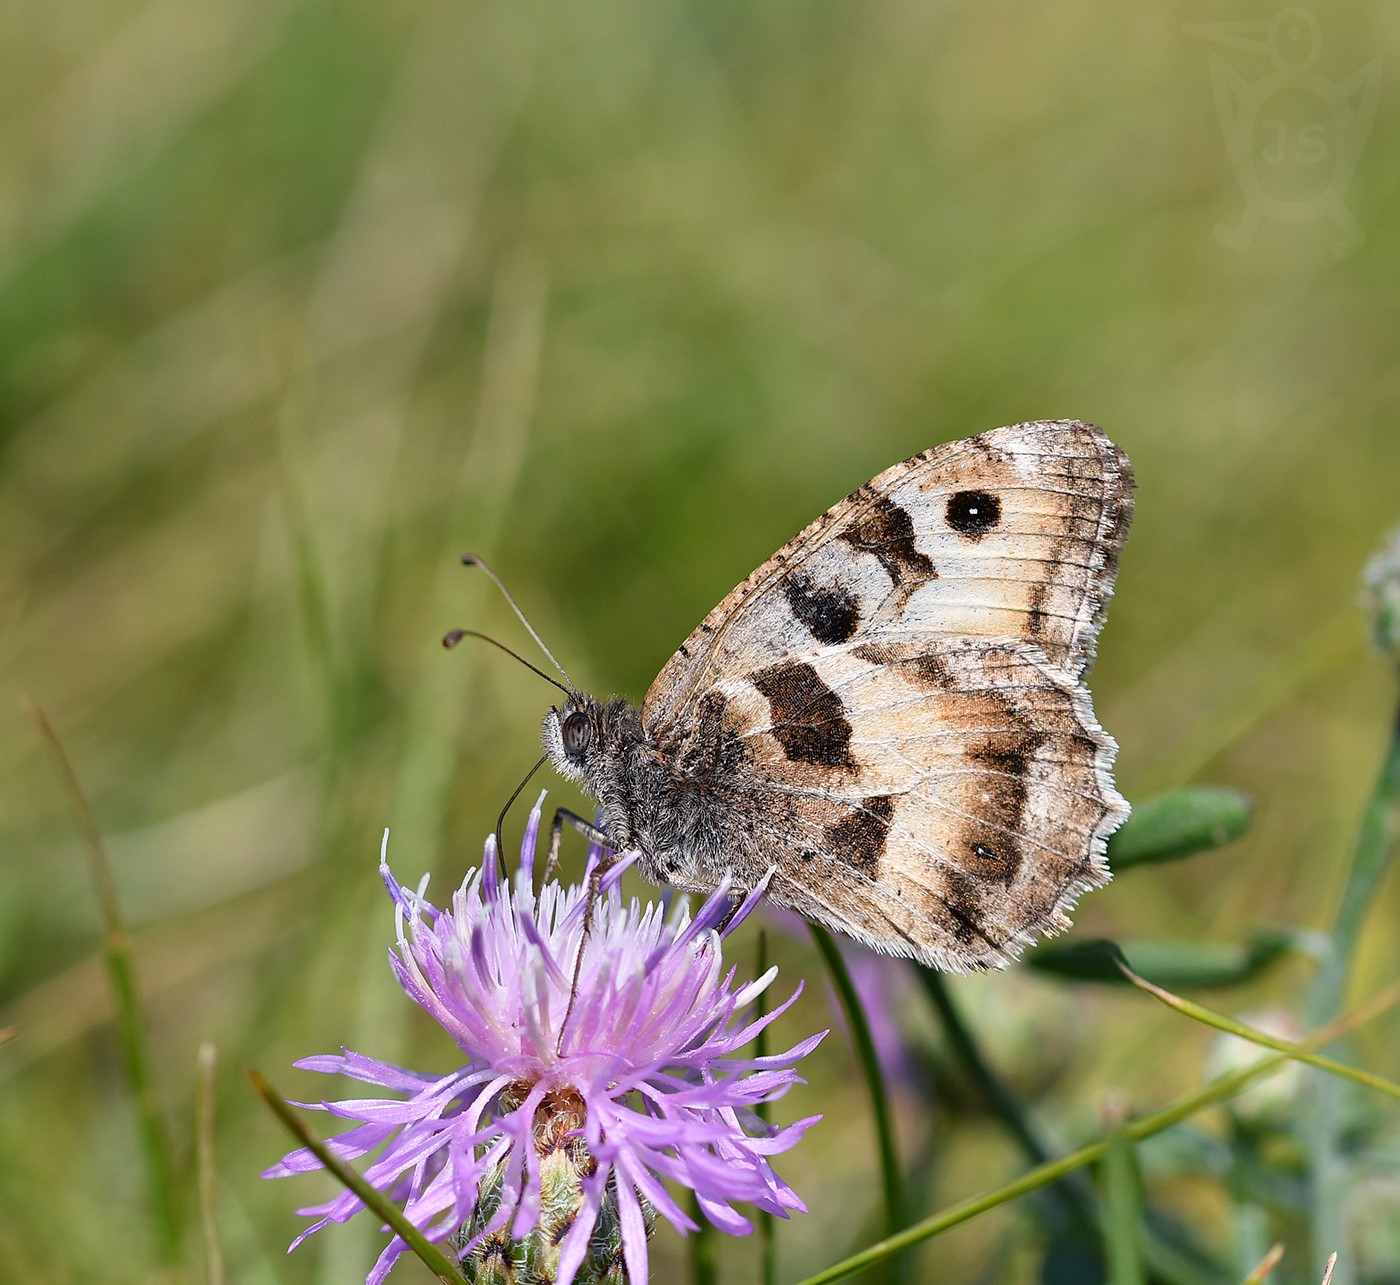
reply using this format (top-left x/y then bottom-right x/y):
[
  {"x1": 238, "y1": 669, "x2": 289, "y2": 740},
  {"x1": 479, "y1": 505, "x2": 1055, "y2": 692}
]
[
  {"x1": 442, "y1": 629, "x2": 572, "y2": 697},
  {"x1": 461, "y1": 555, "x2": 577, "y2": 693},
  {"x1": 495, "y1": 753, "x2": 549, "y2": 870}
]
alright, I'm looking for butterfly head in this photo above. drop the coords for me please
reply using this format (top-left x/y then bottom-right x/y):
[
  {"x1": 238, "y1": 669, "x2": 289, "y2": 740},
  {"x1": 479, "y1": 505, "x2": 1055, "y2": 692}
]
[{"x1": 541, "y1": 696, "x2": 604, "y2": 785}]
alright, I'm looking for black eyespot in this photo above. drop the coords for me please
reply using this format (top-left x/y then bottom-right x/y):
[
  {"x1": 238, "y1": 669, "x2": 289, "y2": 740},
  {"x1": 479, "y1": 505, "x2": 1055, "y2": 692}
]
[
  {"x1": 946, "y1": 489, "x2": 1001, "y2": 538},
  {"x1": 561, "y1": 711, "x2": 592, "y2": 759}
]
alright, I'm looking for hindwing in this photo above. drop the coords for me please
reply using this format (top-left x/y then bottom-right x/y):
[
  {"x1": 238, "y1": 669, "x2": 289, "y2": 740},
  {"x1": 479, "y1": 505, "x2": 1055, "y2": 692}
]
[{"x1": 693, "y1": 637, "x2": 1125, "y2": 969}]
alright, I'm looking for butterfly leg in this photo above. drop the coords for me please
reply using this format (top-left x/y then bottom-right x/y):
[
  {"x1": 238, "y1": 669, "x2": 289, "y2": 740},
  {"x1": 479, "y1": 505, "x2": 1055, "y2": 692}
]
[
  {"x1": 714, "y1": 892, "x2": 748, "y2": 935},
  {"x1": 544, "y1": 808, "x2": 614, "y2": 883},
  {"x1": 550, "y1": 809, "x2": 617, "y2": 1053}
]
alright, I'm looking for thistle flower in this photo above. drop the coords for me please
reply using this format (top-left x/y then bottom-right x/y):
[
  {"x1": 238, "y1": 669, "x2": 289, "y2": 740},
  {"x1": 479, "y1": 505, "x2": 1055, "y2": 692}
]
[{"x1": 265, "y1": 801, "x2": 824, "y2": 1284}]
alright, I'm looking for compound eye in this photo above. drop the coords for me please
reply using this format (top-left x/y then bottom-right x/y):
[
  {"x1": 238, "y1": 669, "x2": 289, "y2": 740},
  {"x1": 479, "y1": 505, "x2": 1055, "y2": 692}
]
[{"x1": 561, "y1": 711, "x2": 592, "y2": 759}]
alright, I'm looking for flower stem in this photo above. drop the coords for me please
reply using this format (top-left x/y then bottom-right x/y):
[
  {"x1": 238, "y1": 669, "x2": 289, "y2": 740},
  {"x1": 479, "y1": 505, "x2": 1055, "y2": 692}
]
[
  {"x1": 1304, "y1": 696, "x2": 1400, "y2": 1283},
  {"x1": 915, "y1": 969, "x2": 1097, "y2": 1230},
  {"x1": 1311, "y1": 700, "x2": 1400, "y2": 1015},
  {"x1": 756, "y1": 931, "x2": 777, "y2": 1285},
  {"x1": 809, "y1": 927, "x2": 904, "y2": 1241}
]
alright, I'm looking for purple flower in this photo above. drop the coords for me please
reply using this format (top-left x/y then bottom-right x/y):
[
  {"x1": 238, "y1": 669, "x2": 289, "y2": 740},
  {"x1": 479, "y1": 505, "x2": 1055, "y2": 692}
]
[{"x1": 265, "y1": 800, "x2": 824, "y2": 1284}]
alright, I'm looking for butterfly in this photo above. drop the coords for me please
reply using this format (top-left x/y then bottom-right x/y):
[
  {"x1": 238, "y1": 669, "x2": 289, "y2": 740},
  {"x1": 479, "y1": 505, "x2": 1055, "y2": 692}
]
[{"x1": 533, "y1": 420, "x2": 1133, "y2": 973}]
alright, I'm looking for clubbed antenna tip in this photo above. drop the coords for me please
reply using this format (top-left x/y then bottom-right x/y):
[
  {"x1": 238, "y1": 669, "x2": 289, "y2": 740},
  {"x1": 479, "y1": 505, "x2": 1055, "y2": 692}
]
[{"x1": 459, "y1": 554, "x2": 577, "y2": 693}]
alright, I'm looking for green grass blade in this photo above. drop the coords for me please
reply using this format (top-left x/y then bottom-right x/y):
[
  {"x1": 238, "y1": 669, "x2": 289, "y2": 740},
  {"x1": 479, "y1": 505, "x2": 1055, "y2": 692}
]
[
  {"x1": 794, "y1": 983, "x2": 1400, "y2": 1285},
  {"x1": 1099, "y1": 1099, "x2": 1145, "y2": 1285},
  {"x1": 809, "y1": 926, "x2": 904, "y2": 1246},
  {"x1": 248, "y1": 1068, "x2": 469, "y2": 1285},
  {"x1": 1240, "y1": 1243, "x2": 1284, "y2": 1284},
  {"x1": 386, "y1": 246, "x2": 550, "y2": 864},
  {"x1": 756, "y1": 930, "x2": 776, "y2": 1285},
  {"x1": 687, "y1": 1189, "x2": 719, "y2": 1285},
  {"x1": 25, "y1": 697, "x2": 182, "y2": 1261},
  {"x1": 274, "y1": 399, "x2": 346, "y2": 759},
  {"x1": 914, "y1": 968, "x2": 1097, "y2": 1233},
  {"x1": 912, "y1": 970, "x2": 1214, "y2": 1285},
  {"x1": 197, "y1": 1042, "x2": 225, "y2": 1285},
  {"x1": 1120, "y1": 959, "x2": 1400, "y2": 1101}
]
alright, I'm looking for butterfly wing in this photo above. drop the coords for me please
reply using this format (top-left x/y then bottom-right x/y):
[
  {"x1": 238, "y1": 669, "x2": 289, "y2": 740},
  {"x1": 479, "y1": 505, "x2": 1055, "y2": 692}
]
[
  {"x1": 697, "y1": 636, "x2": 1127, "y2": 971},
  {"x1": 640, "y1": 420, "x2": 1133, "y2": 970}
]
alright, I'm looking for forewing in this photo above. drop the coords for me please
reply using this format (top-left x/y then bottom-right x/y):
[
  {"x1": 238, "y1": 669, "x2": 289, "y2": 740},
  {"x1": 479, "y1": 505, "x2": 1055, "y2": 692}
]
[{"x1": 643, "y1": 420, "x2": 1133, "y2": 738}]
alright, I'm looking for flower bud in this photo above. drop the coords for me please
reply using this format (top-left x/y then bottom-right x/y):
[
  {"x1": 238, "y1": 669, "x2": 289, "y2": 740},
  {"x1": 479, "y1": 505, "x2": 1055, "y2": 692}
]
[
  {"x1": 1204, "y1": 1007, "x2": 1303, "y2": 1129},
  {"x1": 454, "y1": 1087, "x2": 653, "y2": 1285},
  {"x1": 1363, "y1": 524, "x2": 1400, "y2": 669}
]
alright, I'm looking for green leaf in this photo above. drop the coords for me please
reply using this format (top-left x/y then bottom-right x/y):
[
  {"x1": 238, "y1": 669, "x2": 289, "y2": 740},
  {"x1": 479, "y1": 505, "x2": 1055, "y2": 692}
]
[
  {"x1": 1028, "y1": 931, "x2": 1297, "y2": 989},
  {"x1": 1109, "y1": 788, "x2": 1254, "y2": 869}
]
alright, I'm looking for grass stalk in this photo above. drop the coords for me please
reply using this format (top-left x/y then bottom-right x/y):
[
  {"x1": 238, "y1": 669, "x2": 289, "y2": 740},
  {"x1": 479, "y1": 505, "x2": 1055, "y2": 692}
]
[
  {"x1": 1240, "y1": 1243, "x2": 1284, "y2": 1284},
  {"x1": 687, "y1": 1189, "x2": 719, "y2": 1285},
  {"x1": 25, "y1": 697, "x2": 182, "y2": 1261},
  {"x1": 756, "y1": 931, "x2": 777, "y2": 1285},
  {"x1": 809, "y1": 926, "x2": 904, "y2": 1242},
  {"x1": 197, "y1": 1042, "x2": 225, "y2": 1285},
  {"x1": 1121, "y1": 960, "x2": 1400, "y2": 1101},
  {"x1": 248, "y1": 1069, "x2": 469, "y2": 1285},
  {"x1": 915, "y1": 969, "x2": 1098, "y2": 1231},
  {"x1": 917, "y1": 968, "x2": 1216, "y2": 1284},
  {"x1": 1099, "y1": 1097, "x2": 1145, "y2": 1285}
]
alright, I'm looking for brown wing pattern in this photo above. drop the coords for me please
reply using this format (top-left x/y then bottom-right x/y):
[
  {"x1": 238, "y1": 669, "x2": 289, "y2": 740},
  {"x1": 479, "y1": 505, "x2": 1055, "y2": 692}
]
[
  {"x1": 641, "y1": 421, "x2": 1134, "y2": 969},
  {"x1": 644, "y1": 420, "x2": 1133, "y2": 737},
  {"x1": 711, "y1": 637, "x2": 1126, "y2": 970}
]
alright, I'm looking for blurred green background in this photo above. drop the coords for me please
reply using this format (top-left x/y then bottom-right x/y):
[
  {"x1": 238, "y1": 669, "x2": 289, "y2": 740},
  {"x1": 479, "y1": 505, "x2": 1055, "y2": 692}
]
[{"x1": 2, "y1": 0, "x2": 1399, "y2": 1281}]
